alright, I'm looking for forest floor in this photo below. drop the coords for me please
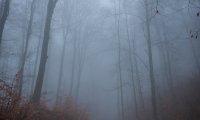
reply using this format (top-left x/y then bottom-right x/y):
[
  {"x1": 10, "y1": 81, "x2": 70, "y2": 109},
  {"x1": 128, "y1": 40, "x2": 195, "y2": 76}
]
[{"x1": 0, "y1": 80, "x2": 89, "y2": 120}]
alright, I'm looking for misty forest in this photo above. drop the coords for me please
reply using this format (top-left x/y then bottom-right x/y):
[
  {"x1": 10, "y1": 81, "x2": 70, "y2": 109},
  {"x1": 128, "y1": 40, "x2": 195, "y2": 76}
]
[{"x1": 0, "y1": 0, "x2": 200, "y2": 120}]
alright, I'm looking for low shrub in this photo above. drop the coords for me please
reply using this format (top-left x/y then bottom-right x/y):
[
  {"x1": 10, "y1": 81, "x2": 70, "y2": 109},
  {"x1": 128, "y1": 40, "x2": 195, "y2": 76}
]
[{"x1": 0, "y1": 81, "x2": 89, "y2": 120}]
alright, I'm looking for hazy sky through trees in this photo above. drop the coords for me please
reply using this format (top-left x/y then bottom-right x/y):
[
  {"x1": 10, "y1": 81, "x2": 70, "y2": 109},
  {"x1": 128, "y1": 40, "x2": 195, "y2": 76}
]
[{"x1": 0, "y1": 0, "x2": 199, "y2": 120}]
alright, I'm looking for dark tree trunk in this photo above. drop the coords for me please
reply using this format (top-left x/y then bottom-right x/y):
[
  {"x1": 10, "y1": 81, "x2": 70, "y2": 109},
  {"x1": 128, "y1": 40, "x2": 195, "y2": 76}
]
[
  {"x1": 0, "y1": 0, "x2": 10, "y2": 44},
  {"x1": 32, "y1": 0, "x2": 58, "y2": 103}
]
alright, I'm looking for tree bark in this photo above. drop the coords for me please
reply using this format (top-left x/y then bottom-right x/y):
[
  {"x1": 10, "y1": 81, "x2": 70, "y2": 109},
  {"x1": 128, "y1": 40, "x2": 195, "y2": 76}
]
[{"x1": 32, "y1": 0, "x2": 58, "y2": 103}]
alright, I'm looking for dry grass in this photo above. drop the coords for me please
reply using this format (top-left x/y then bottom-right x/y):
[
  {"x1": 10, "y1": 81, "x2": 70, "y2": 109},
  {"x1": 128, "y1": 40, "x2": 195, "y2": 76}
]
[{"x1": 0, "y1": 81, "x2": 89, "y2": 120}]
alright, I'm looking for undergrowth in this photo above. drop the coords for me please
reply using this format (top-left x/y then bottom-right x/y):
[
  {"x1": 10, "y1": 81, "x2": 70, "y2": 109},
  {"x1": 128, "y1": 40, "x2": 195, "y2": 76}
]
[{"x1": 0, "y1": 80, "x2": 89, "y2": 120}]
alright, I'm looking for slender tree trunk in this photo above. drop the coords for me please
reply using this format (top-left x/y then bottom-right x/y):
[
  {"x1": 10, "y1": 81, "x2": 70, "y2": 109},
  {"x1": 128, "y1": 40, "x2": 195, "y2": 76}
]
[
  {"x1": 55, "y1": 41, "x2": 66, "y2": 105},
  {"x1": 75, "y1": 51, "x2": 82, "y2": 101},
  {"x1": 30, "y1": 1, "x2": 47, "y2": 94},
  {"x1": 75, "y1": 11, "x2": 81, "y2": 101},
  {"x1": 114, "y1": 0, "x2": 124, "y2": 119},
  {"x1": 18, "y1": 0, "x2": 36, "y2": 96},
  {"x1": 69, "y1": 1, "x2": 78, "y2": 96},
  {"x1": 32, "y1": 0, "x2": 58, "y2": 103},
  {"x1": 69, "y1": 23, "x2": 77, "y2": 97},
  {"x1": 55, "y1": 26, "x2": 69, "y2": 105},
  {"x1": 144, "y1": 0, "x2": 158, "y2": 120},
  {"x1": 155, "y1": 20, "x2": 175, "y2": 119},
  {"x1": 132, "y1": 39, "x2": 145, "y2": 109},
  {"x1": 75, "y1": 15, "x2": 86, "y2": 101},
  {"x1": 124, "y1": 8, "x2": 140, "y2": 120},
  {"x1": 0, "y1": 1, "x2": 4, "y2": 17},
  {"x1": 132, "y1": 26, "x2": 146, "y2": 116},
  {"x1": 155, "y1": 20, "x2": 175, "y2": 97},
  {"x1": 161, "y1": 22, "x2": 175, "y2": 97},
  {"x1": 0, "y1": 0, "x2": 10, "y2": 44},
  {"x1": 131, "y1": 24, "x2": 146, "y2": 112}
]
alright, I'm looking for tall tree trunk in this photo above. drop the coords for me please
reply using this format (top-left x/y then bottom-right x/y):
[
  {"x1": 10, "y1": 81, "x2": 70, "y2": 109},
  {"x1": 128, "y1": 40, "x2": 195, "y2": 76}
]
[
  {"x1": 0, "y1": 1, "x2": 4, "y2": 17},
  {"x1": 161, "y1": 22, "x2": 175, "y2": 97},
  {"x1": 155, "y1": 19, "x2": 175, "y2": 119},
  {"x1": 132, "y1": 37, "x2": 145, "y2": 110},
  {"x1": 75, "y1": 14, "x2": 86, "y2": 101},
  {"x1": 0, "y1": 0, "x2": 10, "y2": 44},
  {"x1": 144, "y1": 0, "x2": 158, "y2": 120},
  {"x1": 114, "y1": 0, "x2": 124, "y2": 119},
  {"x1": 55, "y1": 25, "x2": 69, "y2": 105},
  {"x1": 69, "y1": 22, "x2": 77, "y2": 97},
  {"x1": 32, "y1": 0, "x2": 58, "y2": 103},
  {"x1": 31, "y1": 12, "x2": 45, "y2": 94},
  {"x1": 124, "y1": 7, "x2": 140, "y2": 119},
  {"x1": 155, "y1": 20, "x2": 175, "y2": 97},
  {"x1": 55, "y1": 41, "x2": 66, "y2": 105},
  {"x1": 69, "y1": 2, "x2": 78, "y2": 97},
  {"x1": 17, "y1": 0, "x2": 36, "y2": 96}
]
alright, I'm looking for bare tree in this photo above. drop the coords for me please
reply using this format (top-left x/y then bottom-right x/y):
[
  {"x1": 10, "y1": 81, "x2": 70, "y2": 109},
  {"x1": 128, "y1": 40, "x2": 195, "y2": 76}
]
[
  {"x1": 55, "y1": 4, "x2": 72, "y2": 104},
  {"x1": 69, "y1": 0, "x2": 78, "y2": 96},
  {"x1": 30, "y1": 2, "x2": 46, "y2": 94},
  {"x1": 124, "y1": 6, "x2": 140, "y2": 120},
  {"x1": 32, "y1": 0, "x2": 58, "y2": 103},
  {"x1": 144, "y1": 0, "x2": 158, "y2": 120},
  {"x1": 114, "y1": 0, "x2": 125, "y2": 120},
  {"x1": 17, "y1": 0, "x2": 36, "y2": 96}
]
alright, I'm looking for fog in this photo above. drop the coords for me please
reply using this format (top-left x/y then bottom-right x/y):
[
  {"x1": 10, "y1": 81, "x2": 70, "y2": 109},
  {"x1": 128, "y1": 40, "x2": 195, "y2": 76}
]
[{"x1": 0, "y1": 0, "x2": 200, "y2": 120}]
